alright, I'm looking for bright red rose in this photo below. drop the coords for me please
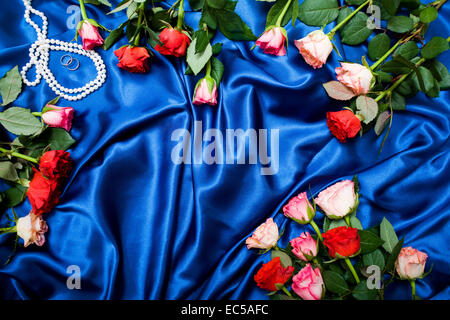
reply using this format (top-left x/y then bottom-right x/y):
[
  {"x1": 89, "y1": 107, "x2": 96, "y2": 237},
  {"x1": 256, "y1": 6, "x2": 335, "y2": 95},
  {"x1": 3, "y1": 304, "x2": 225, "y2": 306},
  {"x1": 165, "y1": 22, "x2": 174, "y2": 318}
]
[
  {"x1": 322, "y1": 226, "x2": 360, "y2": 258},
  {"x1": 39, "y1": 150, "x2": 73, "y2": 181},
  {"x1": 114, "y1": 45, "x2": 150, "y2": 73},
  {"x1": 254, "y1": 257, "x2": 294, "y2": 291},
  {"x1": 326, "y1": 110, "x2": 361, "y2": 143},
  {"x1": 27, "y1": 169, "x2": 60, "y2": 216},
  {"x1": 155, "y1": 28, "x2": 190, "y2": 57}
]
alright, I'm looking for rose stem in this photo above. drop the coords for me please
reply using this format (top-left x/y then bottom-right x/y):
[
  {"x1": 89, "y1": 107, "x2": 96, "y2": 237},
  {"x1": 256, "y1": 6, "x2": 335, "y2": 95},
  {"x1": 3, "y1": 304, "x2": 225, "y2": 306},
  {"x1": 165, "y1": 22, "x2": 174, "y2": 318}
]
[
  {"x1": 344, "y1": 215, "x2": 352, "y2": 227},
  {"x1": 344, "y1": 258, "x2": 360, "y2": 284},
  {"x1": 205, "y1": 60, "x2": 212, "y2": 78},
  {"x1": 327, "y1": 0, "x2": 371, "y2": 39},
  {"x1": 410, "y1": 280, "x2": 416, "y2": 300},
  {"x1": 0, "y1": 226, "x2": 17, "y2": 234},
  {"x1": 79, "y1": 0, "x2": 88, "y2": 21},
  {"x1": 309, "y1": 220, "x2": 323, "y2": 242},
  {"x1": 281, "y1": 286, "x2": 293, "y2": 297},
  {"x1": 133, "y1": 3, "x2": 145, "y2": 46},
  {"x1": 0, "y1": 147, "x2": 38, "y2": 164},
  {"x1": 176, "y1": 0, "x2": 185, "y2": 30},
  {"x1": 275, "y1": 0, "x2": 293, "y2": 27}
]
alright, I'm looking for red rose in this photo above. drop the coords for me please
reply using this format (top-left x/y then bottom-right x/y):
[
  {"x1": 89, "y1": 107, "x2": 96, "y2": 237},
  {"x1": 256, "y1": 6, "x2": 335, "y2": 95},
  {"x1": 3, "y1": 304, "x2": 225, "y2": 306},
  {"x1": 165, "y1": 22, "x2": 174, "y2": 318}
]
[
  {"x1": 155, "y1": 28, "x2": 190, "y2": 57},
  {"x1": 27, "y1": 169, "x2": 60, "y2": 216},
  {"x1": 322, "y1": 226, "x2": 360, "y2": 258},
  {"x1": 39, "y1": 150, "x2": 73, "y2": 181},
  {"x1": 326, "y1": 110, "x2": 361, "y2": 143},
  {"x1": 114, "y1": 45, "x2": 150, "y2": 73},
  {"x1": 254, "y1": 257, "x2": 294, "y2": 291}
]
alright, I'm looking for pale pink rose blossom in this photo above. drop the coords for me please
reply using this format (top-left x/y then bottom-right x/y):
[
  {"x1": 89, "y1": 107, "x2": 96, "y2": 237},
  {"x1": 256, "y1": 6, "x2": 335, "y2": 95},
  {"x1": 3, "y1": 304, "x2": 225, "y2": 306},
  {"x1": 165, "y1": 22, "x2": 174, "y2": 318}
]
[
  {"x1": 42, "y1": 105, "x2": 74, "y2": 131},
  {"x1": 16, "y1": 212, "x2": 48, "y2": 247},
  {"x1": 290, "y1": 232, "x2": 318, "y2": 261},
  {"x1": 294, "y1": 30, "x2": 333, "y2": 69},
  {"x1": 315, "y1": 180, "x2": 356, "y2": 219},
  {"x1": 396, "y1": 247, "x2": 428, "y2": 280},
  {"x1": 335, "y1": 62, "x2": 374, "y2": 95},
  {"x1": 283, "y1": 192, "x2": 314, "y2": 223},
  {"x1": 78, "y1": 21, "x2": 104, "y2": 50},
  {"x1": 193, "y1": 78, "x2": 218, "y2": 106},
  {"x1": 291, "y1": 264, "x2": 324, "y2": 300},
  {"x1": 245, "y1": 218, "x2": 279, "y2": 250},
  {"x1": 255, "y1": 27, "x2": 286, "y2": 56}
]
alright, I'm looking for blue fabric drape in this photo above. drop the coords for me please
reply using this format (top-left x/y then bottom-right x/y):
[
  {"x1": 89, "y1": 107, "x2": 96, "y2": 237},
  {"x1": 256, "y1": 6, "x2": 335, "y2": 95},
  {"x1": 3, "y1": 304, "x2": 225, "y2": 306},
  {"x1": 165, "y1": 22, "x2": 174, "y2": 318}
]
[{"x1": 0, "y1": 0, "x2": 448, "y2": 299}]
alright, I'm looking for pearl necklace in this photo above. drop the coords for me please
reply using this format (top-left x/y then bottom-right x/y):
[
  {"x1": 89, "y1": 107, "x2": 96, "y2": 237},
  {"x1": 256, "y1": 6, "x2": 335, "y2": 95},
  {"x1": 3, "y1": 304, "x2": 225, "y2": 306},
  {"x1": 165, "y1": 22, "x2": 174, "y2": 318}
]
[{"x1": 20, "y1": 0, "x2": 106, "y2": 101}]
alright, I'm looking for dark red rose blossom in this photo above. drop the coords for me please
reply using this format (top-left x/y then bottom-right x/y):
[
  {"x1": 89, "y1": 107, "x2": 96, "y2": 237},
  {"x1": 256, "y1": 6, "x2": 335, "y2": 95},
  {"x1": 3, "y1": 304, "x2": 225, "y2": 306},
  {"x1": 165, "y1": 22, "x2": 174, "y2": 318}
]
[
  {"x1": 254, "y1": 257, "x2": 294, "y2": 291},
  {"x1": 155, "y1": 28, "x2": 190, "y2": 57},
  {"x1": 322, "y1": 226, "x2": 360, "y2": 258},
  {"x1": 114, "y1": 45, "x2": 150, "y2": 73},
  {"x1": 326, "y1": 110, "x2": 361, "y2": 143},
  {"x1": 27, "y1": 169, "x2": 61, "y2": 216},
  {"x1": 39, "y1": 150, "x2": 73, "y2": 181}
]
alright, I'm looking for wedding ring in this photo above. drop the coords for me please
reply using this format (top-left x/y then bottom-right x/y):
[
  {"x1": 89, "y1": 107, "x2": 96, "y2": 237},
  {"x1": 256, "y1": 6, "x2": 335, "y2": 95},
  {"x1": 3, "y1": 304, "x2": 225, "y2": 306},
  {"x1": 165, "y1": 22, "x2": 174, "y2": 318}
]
[
  {"x1": 60, "y1": 54, "x2": 73, "y2": 66},
  {"x1": 66, "y1": 58, "x2": 80, "y2": 71}
]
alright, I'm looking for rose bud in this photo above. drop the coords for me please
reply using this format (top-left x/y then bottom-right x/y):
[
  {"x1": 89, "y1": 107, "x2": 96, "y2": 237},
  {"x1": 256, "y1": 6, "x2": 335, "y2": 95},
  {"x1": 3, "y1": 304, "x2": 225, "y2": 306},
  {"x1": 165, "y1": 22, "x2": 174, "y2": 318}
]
[
  {"x1": 114, "y1": 45, "x2": 151, "y2": 73},
  {"x1": 155, "y1": 27, "x2": 191, "y2": 57},
  {"x1": 78, "y1": 21, "x2": 104, "y2": 50},
  {"x1": 41, "y1": 105, "x2": 74, "y2": 131},
  {"x1": 335, "y1": 62, "x2": 374, "y2": 95},
  {"x1": 27, "y1": 169, "x2": 61, "y2": 216},
  {"x1": 290, "y1": 232, "x2": 318, "y2": 261},
  {"x1": 294, "y1": 30, "x2": 333, "y2": 69},
  {"x1": 255, "y1": 27, "x2": 286, "y2": 56},
  {"x1": 291, "y1": 264, "x2": 324, "y2": 300},
  {"x1": 322, "y1": 226, "x2": 360, "y2": 259},
  {"x1": 39, "y1": 150, "x2": 73, "y2": 181},
  {"x1": 315, "y1": 180, "x2": 357, "y2": 219},
  {"x1": 283, "y1": 192, "x2": 315, "y2": 224},
  {"x1": 326, "y1": 110, "x2": 361, "y2": 143},
  {"x1": 193, "y1": 77, "x2": 218, "y2": 106},
  {"x1": 16, "y1": 212, "x2": 48, "y2": 247},
  {"x1": 254, "y1": 257, "x2": 294, "y2": 292},
  {"x1": 245, "y1": 218, "x2": 279, "y2": 250},
  {"x1": 396, "y1": 247, "x2": 428, "y2": 280}
]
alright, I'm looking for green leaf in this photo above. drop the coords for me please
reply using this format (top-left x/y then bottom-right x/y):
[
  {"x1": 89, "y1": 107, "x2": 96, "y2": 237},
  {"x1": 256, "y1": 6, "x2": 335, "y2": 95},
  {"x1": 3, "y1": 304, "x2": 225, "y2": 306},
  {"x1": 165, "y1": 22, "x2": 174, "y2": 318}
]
[
  {"x1": 340, "y1": 12, "x2": 373, "y2": 45},
  {"x1": 380, "y1": 0, "x2": 401, "y2": 16},
  {"x1": 421, "y1": 37, "x2": 449, "y2": 60},
  {"x1": 368, "y1": 34, "x2": 391, "y2": 61},
  {"x1": 0, "y1": 161, "x2": 19, "y2": 182},
  {"x1": 356, "y1": 96, "x2": 378, "y2": 124},
  {"x1": 3, "y1": 185, "x2": 27, "y2": 208},
  {"x1": 266, "y1": 0, "x2": 292, "y2": 28},
  {"x1": 385, "y1": 237, "x2": 404, "y2": 272},
  {"x1": 380, "y1": 217, "x2": 399, "y2": 253},
  {"x1": 419, "y1": 6, "x2": 438, "y2": 23},
  {"x1": 298, "y1": 0, "x2": 339, "y2": 27},
  {"x1": 0, "y1": 66, "x2": 22, "y2": 107},
  {"x1": 381, "y1": 60, "x2": 412, "y2": 74},
  {"x1": 107, "y1": 0, "x2": 132, "y2": 15},
  {"x1": 362, "y1": 249, "x2": 385, "y2": 270},
  {"x1": 186, "y1": 39, "x2": 213, "y2": 75},
  {"x1": 291, "y1": 0, "x2": 299, "y2": 27},
  {"x1": 329, "y1": 219, "x2": 348, "y2": 230},
  {"x1": 412, "y1": 66, "x2": 435, "y2": 93},
  {"x1": 0, "y1": 107, "x2": 42, "y2": 136},
  {"x1": 213, "y1": 9, "x2": 256, "y2": 41},
  {"x1": 84, "y1": 0, "x2": 112, "y2": 6},
  {"x1": 194, "y1": 30, "x2": 210, "y2": 54},
  {"x1": 428, "y1": 60, "x2": 450, "y2": 90},
  {"x1": 210, "y1": 57, "x2": 224, "y2": 87},
  {"x1": 394, "y1": 41, "x2": 419, "y2": 60},
  {"x1": 349, "y1": 213, "x2": 363, "y2": 230},
  {"x1": 374, "y1": 111, "x2": 391, "y2": 136},
  {"x1": 387, "y1": 16, "x2": 414, "y2": 33},
  {"x1": 271, "y1": 250, "x2": 293, "y2": 268},
  {"x1": 45, "y1": 128, "x2": 76, "y2": 150},
  {"x1": 323, "y1": 270, "x2": 350, "y2": 295},
  {"x1": 352, "y1": 280, "x2": 378, "y2": 300},
  {"x1": 189, "y1": 0, "x2": 205, "y2": 11},
  {"x1": 322, "y1": 81, "x2": 356, "y2": 101},
  {"x1": 346, "y1": 0, "x2": 366, "y2": 5},
  {"x1": 359, "y1": 230, "x2": 384, "y2": 254},
  {"x1": 212, "y1": 43, "x2": 223, "y2": 55},
  {"x1": 401, "y1": 0, "x2": 420, "y2": 10},
  {"x1": 391, "y1": 91, "x2": 406, "y2": 110},
  {"x1": 207, "y1": 0, "x2": 226, "y2": 9},
  {"x1": 102, "y1": 25, "x2": 125, "y2": 50}
]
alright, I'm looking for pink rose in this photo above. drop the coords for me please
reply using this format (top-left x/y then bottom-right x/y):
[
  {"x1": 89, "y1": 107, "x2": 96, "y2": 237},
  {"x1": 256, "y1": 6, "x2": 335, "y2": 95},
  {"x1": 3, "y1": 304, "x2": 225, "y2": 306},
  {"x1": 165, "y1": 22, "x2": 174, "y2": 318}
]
[
  {"x1": 255, "y1": 27, "x2": 286, "y2": 56},
  {"x1": 16, "y1": 212, "x2": 48, "y2": 247},
  {"x1": 282, "y1": 192, "x2": 314, "y2": 223},
  {"x1": 315, "y1": 180, "x2": 357, "y2": 219},
  {"x1": 193, "y1": 77, "x2": 218, "y2": 106},
  {"x1": 78, "y1": 21, "x2": 104, "y2": 50},
  {"x1": 294, "y1": 30, "x2": 333, "y2": 69},
  {"x1": 396, "y1": 247, "x2": 428, "y2": 280},
  {"x1": 291, "y1": 264, "x2": 324, "y2": 300},
  {"x1": 290, "y1": 232, "x2": 318, "y2": 261},
  {"x1": 42, "y1": 105, "x2": 74, "y2": 131},
  {"x1": 245, "y1": 218, "x2": 279, "y2": 250},
  {"x1": 335, "y1": 62, "x2": 374, "y2": 95}
]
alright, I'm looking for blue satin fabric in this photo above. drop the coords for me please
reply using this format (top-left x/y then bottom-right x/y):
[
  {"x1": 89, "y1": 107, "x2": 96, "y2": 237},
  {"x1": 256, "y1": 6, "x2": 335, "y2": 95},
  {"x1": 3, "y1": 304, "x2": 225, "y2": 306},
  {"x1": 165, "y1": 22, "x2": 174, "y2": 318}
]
[{"x1": 0, "y1": 0, "x2": 448, "y2": 300}]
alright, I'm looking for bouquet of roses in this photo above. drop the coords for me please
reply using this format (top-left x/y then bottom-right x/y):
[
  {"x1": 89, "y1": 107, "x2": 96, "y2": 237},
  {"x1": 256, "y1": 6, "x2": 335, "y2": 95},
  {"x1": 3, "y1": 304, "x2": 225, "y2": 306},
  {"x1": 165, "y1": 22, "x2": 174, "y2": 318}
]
[
  {"x1": 0, "y1": 66, "x2": 76, "y2": 263},
  {"x1": 246, "y1": 176, "x2": 431, "y2": 300}
]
